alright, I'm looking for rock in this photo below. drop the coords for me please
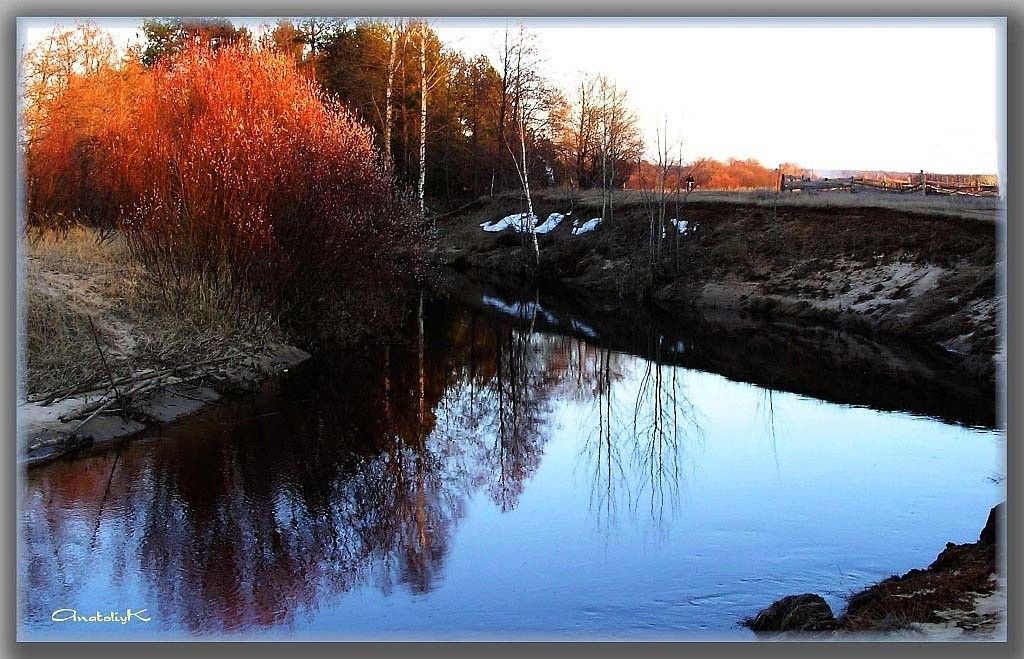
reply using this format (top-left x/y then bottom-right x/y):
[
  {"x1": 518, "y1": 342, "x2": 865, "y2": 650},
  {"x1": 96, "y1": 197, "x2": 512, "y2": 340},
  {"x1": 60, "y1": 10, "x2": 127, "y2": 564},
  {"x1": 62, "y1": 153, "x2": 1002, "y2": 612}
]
[
  {"x1": 746, "y1": 594, "x2": 836, "y2": 633},
  {"x1": 979, "y1": 501, "x2": 1004, "y2": 545}
]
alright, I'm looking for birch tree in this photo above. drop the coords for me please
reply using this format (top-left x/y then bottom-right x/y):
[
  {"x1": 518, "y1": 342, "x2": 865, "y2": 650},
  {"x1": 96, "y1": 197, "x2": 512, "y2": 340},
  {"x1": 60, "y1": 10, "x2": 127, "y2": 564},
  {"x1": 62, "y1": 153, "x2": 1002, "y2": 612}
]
[
  {"x1": 382, "y1": 19, "x2": 403, "y2": 163},
  {"x1": 499, "y1": 25, "x2": 546, "y2": 267},
  {"x1": 416, "y1": 20, "x2": 445, "y2": 217},
  {"x1": 418, "y1": 20, "x2": 427, "y2": 215}
]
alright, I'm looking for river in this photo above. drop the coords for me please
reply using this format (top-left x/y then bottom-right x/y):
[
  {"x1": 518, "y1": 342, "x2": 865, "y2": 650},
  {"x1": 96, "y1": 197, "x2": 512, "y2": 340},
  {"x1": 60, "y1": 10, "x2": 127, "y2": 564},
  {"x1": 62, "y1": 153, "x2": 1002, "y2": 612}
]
[{"x1": 18, "y1": 278, "x2": 1003, "y2": 640}]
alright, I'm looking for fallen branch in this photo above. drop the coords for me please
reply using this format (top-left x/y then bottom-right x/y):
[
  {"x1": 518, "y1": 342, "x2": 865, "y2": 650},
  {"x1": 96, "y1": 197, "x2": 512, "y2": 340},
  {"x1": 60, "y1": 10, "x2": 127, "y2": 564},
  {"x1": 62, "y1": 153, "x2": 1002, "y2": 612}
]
[
  {"x1": 57, "y1": 369, "x2": 226, "y2": 423},
  {"x1": 29, "y1": 351, "x2": 248, "y2": 406}
]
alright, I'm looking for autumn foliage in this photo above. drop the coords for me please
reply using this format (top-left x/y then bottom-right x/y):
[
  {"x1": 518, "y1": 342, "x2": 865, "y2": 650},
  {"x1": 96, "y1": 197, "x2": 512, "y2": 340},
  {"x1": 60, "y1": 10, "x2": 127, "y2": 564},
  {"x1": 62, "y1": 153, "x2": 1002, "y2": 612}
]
[
  {"x1": 626, "y1": 158, "x2": 808, "y2": 191},
  {"x1": 25, "y1": 41, "x2": 420, "y2": 321}
]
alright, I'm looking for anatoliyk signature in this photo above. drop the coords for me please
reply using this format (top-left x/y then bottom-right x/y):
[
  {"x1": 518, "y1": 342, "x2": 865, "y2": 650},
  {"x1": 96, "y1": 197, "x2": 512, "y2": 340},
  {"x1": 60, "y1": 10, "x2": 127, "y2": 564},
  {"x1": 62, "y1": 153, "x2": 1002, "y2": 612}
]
[{"x1": 51, "y1": 609, "x2": 151, "y2": 624}]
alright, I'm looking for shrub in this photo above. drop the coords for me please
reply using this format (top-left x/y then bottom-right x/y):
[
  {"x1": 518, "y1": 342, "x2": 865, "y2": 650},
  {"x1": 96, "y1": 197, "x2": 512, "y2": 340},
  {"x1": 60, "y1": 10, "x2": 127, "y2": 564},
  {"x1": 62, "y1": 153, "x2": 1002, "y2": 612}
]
[
  {"x1": 25, "y1": 42, "x2": 424, "y2": 336},
  {"x1": 25, "y1": 59, "x2": 151, "y2": 235}
]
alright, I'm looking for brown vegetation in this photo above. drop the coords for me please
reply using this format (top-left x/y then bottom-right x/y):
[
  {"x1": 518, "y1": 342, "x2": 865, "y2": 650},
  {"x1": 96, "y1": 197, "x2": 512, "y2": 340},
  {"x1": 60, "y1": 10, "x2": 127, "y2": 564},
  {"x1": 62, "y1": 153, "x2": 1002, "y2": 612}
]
[
  {"x1": 627, "y1": 158, "x2": 807, "y2": 191},
  {"x1": 24, "y1": 227, "x2": 282, "y2": 397}
]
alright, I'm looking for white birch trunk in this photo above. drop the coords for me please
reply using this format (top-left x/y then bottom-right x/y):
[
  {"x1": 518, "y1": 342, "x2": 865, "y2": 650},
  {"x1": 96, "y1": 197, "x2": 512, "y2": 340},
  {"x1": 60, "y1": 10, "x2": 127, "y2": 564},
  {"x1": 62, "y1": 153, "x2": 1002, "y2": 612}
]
[
  {"x1": 519, "y1": 116, "x2": 539, "y2": 265},
  {"x1": 418, "y1": 22, "x2": 427, "y2": 217},
  {"x1": 384, "y1": 24, "x2": 395, "y2": 162}
]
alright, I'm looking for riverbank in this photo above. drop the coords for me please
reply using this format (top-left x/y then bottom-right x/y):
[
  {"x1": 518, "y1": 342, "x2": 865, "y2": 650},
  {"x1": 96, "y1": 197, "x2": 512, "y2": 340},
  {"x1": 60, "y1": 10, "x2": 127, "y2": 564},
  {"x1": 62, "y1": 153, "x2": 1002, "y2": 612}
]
[
  {"x1": 744, "y1": 502, "x2": 1005, "y2": 640},
  {"x1": 20, "y1": 228, "x2": 310, "y2": 466},
  {"x1": 434, "y1": 272, "x2": 996, "y2": 428},
  {"x1": 430, "y1": 189, "x2": 1002, "y2": 380}
]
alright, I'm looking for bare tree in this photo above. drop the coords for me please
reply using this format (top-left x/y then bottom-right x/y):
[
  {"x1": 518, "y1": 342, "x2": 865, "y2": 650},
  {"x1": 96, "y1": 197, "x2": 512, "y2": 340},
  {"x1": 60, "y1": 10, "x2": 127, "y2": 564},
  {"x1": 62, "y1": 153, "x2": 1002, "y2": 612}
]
[
  {"x1": 639, "y1": 119, "x2": 678, "y2": 266},
  {"x1": 594, "y1": 76, "x2": 641, "y2": 224},
  {"x1": 637, "y1": 121, "x2": 704, "y2": 274},
  {"x1": 498, "y1": 25, "x2": 547, "y2": 267},
  {"x1": 418, "y1": 20, "x2": 427, "y2": 215},
  {"x1": 568, "y1": 74, "x2": 599, "y2": 188}
]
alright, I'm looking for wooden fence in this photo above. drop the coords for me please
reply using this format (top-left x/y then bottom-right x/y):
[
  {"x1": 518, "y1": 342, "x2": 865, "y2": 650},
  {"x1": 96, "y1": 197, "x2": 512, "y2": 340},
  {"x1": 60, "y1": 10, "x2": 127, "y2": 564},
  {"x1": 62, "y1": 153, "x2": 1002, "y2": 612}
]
[{"x1": 781, "y1": 171, "x2": 999, "y2": 197}]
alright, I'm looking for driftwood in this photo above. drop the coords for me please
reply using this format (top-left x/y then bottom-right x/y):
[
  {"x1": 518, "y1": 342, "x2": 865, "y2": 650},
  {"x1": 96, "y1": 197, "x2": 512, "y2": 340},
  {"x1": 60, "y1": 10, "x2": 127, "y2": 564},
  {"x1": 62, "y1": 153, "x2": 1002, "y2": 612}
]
[
  {"x1": 57, "y1": 367, "x2": 231, "y2": 424},
  {"x1": 29, "y1": 352, "x2": 246, "y2": 406}
]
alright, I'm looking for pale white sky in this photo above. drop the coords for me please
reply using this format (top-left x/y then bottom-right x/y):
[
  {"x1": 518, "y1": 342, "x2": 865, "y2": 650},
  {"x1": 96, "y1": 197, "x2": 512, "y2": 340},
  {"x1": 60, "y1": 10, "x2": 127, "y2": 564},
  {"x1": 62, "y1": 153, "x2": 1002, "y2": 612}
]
[{"x1": 19, "y1": 17, "x2": 1003, "y2": 173}]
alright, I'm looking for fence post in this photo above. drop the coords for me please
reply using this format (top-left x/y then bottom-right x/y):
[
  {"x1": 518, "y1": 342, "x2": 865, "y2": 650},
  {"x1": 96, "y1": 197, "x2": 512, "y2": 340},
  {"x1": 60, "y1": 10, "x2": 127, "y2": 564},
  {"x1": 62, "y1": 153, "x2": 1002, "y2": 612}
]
[{"x1": 920, "y1": 169, "x2": 927, "y2": 196}]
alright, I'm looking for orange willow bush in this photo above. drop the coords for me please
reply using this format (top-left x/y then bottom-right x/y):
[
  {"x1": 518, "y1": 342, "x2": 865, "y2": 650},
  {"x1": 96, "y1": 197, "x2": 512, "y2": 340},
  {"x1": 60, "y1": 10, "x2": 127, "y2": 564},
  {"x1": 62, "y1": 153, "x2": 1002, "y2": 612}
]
[
  {"x1": 25, "y1": 59, "x2": 152, "y2": 235},
  {"x1": 26, "y1": 43, "x2": 423, "y2": 325}
]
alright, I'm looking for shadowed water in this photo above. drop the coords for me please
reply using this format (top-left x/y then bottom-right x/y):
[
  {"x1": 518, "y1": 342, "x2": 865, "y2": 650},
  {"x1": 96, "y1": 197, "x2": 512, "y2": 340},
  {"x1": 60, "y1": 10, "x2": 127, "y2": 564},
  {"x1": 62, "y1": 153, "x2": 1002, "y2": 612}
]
[{"x1": 19, "y1": 281, "x2": 1003, "y2": 640}]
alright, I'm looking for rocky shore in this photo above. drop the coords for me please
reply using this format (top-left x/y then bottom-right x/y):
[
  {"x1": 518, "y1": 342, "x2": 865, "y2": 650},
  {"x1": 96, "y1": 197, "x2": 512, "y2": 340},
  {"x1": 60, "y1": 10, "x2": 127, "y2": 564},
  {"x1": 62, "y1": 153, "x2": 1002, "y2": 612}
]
[{"x1": 744, "y1": 503, "x2": 1005, "y2": 640}]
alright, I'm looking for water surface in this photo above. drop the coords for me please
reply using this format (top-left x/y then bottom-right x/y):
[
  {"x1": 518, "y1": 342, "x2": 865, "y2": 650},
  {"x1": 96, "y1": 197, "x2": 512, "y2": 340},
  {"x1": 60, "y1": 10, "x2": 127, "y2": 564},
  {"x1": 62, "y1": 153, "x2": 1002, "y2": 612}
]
[{"x1": 19, "y1": 282, "x2": 1003, "y2": 640}]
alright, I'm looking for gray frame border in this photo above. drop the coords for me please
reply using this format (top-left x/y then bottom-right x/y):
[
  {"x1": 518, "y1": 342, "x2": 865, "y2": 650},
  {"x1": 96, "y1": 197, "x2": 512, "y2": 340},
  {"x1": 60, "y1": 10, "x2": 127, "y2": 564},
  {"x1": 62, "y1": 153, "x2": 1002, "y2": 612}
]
[{"x1": 3, "y1": 1, "x2": 1018, "y2": 658}]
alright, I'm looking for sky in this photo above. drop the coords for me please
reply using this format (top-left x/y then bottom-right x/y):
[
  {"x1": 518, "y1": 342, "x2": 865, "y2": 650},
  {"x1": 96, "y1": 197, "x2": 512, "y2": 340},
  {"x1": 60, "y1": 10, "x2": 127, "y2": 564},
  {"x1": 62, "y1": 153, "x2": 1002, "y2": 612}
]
[{"x1": 19, "y1": 17, "x2": 1003, "y2": 174}]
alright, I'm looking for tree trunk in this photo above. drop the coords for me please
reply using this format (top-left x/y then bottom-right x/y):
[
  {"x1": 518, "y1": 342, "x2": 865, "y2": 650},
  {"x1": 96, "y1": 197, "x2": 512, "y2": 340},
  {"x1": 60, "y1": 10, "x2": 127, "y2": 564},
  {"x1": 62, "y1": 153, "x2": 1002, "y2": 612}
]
[
  {"x1": 383, "y1": 24, "x2": 396, "y2": 162},
  {"x1": 519, "y1": 117, "x2": 539, "y2": 266},
  {"x1": 418, "y1": 22, "x2": 428, "y2": 216},
  {"x1": 600, "y1": 121, "x2": 608, "y2": 220}
]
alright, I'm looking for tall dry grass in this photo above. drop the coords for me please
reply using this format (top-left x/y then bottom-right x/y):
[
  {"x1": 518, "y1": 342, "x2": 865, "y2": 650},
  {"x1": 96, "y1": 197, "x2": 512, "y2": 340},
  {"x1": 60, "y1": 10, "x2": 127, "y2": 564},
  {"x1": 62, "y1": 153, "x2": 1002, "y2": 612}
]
[{"x1": 24, "y1": 226, "x2": 286, "y2": 396}]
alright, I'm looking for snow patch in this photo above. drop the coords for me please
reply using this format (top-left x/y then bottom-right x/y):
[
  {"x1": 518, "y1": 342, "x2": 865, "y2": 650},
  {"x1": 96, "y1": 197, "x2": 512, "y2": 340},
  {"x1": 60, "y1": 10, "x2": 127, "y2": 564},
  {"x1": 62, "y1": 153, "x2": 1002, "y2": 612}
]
[
  {"x1": 570, "y1": 318, "x2": 598, "y2": 338},
  {"x1": 669, "y1": 218, "x2": 696, "y2": 235},
  {"x1": 482, "y1": 295, "x2": 529, "y2": 316},
  {"x1": 534, "y1": 212, "x2": 569, "y2": 235},
  {"x1": 482, "y1": 295, "x2": 558, "y2": 324},
  {"x1": 571, "y1": 217, "x2": 602, "y2": 236},
  {"x1": 480, "y1": 211, "x2": 572, "y2": 234},
  {"x1": 480, "y1": 213, "x2": 536, "y2": 233}
]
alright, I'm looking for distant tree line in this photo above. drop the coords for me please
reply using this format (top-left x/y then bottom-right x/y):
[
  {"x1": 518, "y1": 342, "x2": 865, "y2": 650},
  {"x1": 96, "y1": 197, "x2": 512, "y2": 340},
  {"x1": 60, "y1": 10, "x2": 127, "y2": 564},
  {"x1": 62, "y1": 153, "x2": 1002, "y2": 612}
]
[{"x1": 626, "y1": 158, "x2": 809, "y2": 191}]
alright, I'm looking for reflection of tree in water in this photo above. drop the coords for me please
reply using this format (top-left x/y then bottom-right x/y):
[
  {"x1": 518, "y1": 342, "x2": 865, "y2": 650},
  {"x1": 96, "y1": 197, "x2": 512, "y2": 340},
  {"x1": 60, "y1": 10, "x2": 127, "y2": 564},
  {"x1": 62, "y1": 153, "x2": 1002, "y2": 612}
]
[
  {"x1": 754, "y1": 383, "x2": 786, "y2": 472},
  {"x1": 578, "y1": 329, "x2": 703, "y2": 531},
  {"x1": 21, "y1": 296, "x2": 563, "y2": 634}
]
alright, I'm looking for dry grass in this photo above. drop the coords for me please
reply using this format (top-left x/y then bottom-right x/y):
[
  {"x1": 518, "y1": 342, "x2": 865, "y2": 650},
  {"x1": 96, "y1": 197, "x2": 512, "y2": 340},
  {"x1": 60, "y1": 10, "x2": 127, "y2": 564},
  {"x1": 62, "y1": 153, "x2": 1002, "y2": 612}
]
[
  {"x1": 838, "y1": 540, "x2": 996, "y2": 632},
  {"x1": 526, "y1": 187, "x2": 1003, "y2": 222},
  {"x1": 25, "y1": 285, "x2": 111, "y2": 394},
  {"x1": 24, "y1": 226, "x2": 283, "y2": 397}
]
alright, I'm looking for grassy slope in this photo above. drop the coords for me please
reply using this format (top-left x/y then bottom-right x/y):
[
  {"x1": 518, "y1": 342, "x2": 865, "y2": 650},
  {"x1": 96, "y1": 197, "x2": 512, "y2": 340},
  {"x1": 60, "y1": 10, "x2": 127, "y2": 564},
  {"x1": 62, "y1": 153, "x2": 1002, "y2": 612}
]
[{"x1": 23, "y1": 228, "x2": 284, "y2": 397}]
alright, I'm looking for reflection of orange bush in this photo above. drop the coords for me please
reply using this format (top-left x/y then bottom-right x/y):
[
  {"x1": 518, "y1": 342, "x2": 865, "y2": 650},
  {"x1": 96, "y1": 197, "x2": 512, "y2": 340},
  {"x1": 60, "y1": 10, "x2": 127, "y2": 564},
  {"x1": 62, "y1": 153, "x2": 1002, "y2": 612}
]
[
  {"x1": 625, "y1": 158, "x2": 808, "y2": 191},
  {"x1": 26, "y1": 43, "x2": 419, "y2": 315}
]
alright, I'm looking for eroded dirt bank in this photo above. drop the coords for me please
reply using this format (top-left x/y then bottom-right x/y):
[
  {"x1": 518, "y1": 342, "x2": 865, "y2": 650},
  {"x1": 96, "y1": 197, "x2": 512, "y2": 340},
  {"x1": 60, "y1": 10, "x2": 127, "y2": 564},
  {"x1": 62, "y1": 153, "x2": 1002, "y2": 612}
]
[{"x1": 430, "y1": 191, "x2": 1001, "y2": 380}]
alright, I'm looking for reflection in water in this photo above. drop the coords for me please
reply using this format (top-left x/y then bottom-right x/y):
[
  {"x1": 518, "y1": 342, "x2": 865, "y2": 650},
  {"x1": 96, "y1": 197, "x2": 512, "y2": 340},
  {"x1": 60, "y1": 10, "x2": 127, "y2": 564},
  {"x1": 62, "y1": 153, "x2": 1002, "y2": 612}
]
[
  {"x1": 23, "y1": 293, "x2": 685, "y2": 634},
  {"x1": 19, "y1": 283, "x2": 1001, "y2": 639}
]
